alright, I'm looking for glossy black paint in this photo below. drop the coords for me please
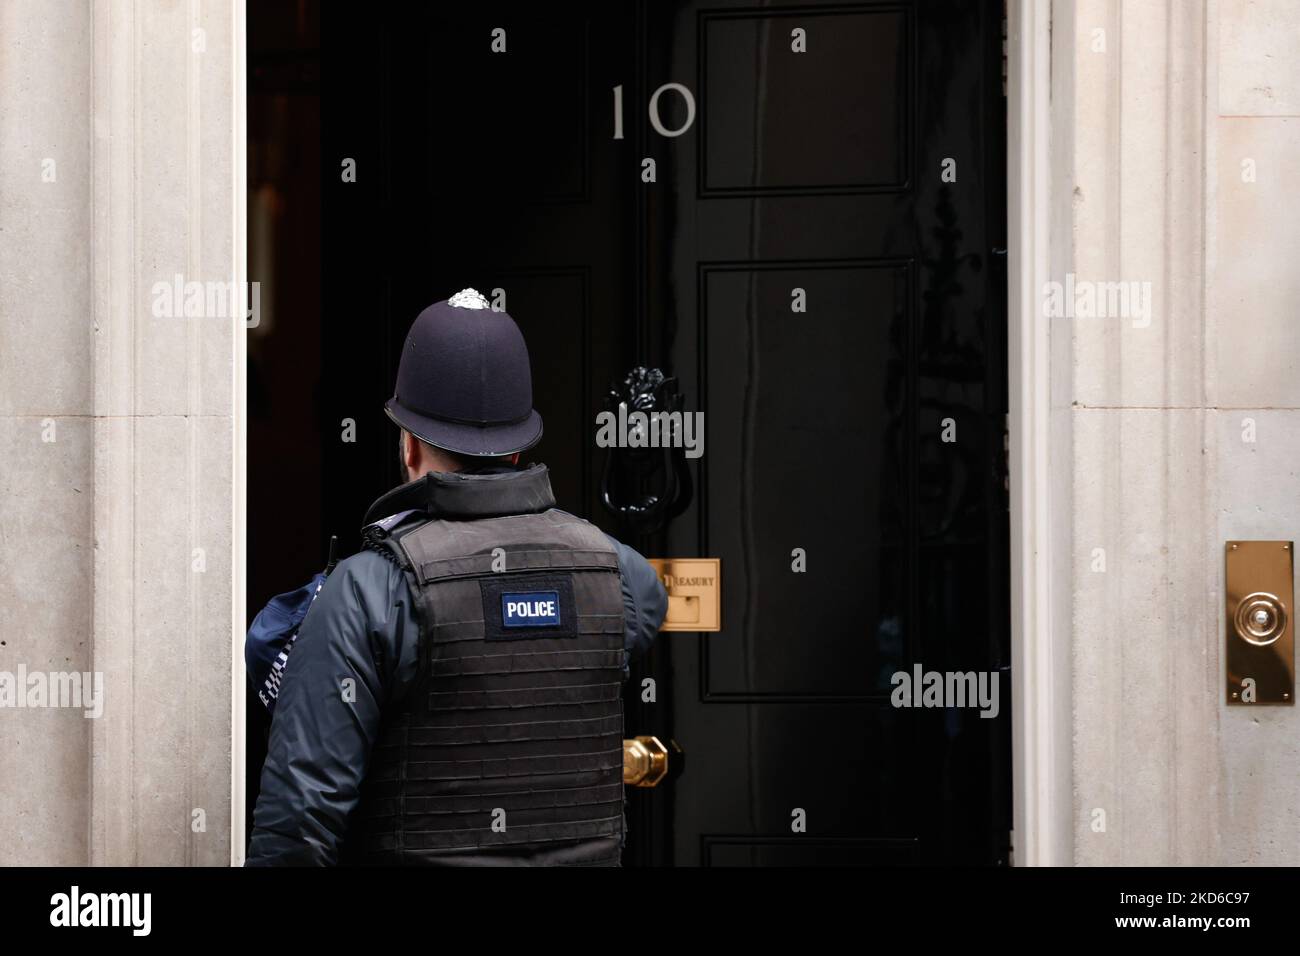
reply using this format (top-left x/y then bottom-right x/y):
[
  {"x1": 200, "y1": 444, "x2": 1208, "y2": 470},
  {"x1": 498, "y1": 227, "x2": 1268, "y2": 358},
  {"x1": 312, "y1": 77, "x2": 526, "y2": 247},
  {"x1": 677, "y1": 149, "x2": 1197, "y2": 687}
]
[{"x1": 250, "y1": 0, "x2": 1009, "y2": 864}]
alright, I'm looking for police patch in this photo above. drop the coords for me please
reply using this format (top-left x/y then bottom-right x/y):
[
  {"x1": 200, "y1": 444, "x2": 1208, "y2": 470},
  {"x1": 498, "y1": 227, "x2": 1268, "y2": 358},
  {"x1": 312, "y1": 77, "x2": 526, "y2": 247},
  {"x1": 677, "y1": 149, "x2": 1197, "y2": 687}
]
[
  {"x1": 501, "y1": 591, "x2": 561, "y2": 628},
  {"x1": 480, "y1": 574, "x2": 578, "y2": 641}
]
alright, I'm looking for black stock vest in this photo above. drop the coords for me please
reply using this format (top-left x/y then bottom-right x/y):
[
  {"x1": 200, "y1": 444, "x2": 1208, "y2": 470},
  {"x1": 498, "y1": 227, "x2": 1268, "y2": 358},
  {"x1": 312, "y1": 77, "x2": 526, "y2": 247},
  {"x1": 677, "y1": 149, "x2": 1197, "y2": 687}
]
[{"x1": 346, "y1": 466, "x2": 627, "y2": 866}]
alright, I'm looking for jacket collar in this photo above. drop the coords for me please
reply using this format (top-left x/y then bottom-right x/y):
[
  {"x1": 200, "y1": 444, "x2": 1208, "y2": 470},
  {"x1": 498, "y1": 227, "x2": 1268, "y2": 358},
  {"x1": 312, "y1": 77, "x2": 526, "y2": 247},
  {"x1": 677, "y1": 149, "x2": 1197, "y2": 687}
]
[{"x1": 361, "y1": 463, "x2": 556, "y2": 528}]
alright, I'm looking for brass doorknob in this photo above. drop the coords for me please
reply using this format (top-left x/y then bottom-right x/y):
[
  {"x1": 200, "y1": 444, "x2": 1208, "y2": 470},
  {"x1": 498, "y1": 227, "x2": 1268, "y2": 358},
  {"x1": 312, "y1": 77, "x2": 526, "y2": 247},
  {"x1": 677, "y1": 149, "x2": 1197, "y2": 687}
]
[{"x1": 623, "y1": 736, "x2": 669, "y2": 787}]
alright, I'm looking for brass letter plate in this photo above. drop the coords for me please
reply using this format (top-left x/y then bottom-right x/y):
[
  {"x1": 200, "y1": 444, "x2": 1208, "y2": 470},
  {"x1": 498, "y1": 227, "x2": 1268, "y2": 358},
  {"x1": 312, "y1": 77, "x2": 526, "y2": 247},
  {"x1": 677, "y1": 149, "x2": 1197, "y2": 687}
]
[
  {"x1": 646, "y1": 558, "x2": 721, "y2": 632},
  {"x1": 1225, "y1": 541, "x2": 1294, "y2": 705}
]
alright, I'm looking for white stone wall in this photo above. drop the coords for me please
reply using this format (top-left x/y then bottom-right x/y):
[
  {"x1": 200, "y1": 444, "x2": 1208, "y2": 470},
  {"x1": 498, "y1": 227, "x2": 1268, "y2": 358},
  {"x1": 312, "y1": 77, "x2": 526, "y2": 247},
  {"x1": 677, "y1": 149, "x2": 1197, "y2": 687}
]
[
  {"x1": 0, "y1": 0, "x2": 244, "y2": 865},
  {"x1": 1208, "y1": 0, "x2": 1300, "y2": 865},
  {"x1": 1064, "y1": 0, "x2": 1300, "y2": 865}
]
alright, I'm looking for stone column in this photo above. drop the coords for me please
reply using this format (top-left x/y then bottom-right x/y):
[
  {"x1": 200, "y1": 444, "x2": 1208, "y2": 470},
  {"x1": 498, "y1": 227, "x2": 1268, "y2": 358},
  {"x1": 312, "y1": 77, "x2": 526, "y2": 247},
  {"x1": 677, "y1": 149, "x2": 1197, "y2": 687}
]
[{"x1": 0, "y1": 0, "x2": 245, "y2": 866}]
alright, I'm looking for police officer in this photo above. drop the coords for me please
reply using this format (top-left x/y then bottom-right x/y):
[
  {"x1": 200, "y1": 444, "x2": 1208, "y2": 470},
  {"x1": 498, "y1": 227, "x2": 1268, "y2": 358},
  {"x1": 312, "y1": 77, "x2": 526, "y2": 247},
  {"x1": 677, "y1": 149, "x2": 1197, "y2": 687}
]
[{"x1": 247, "y1": 288, "x2": 667, "y2": 866}]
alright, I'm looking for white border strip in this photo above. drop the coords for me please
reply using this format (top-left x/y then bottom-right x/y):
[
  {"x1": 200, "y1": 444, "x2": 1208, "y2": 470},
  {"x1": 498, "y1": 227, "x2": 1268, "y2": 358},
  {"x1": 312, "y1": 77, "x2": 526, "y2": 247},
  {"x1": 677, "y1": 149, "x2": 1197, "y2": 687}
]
[
  {"x1": 230, "y1": 0, "x2": 248, "y2": 868},
  {"x1": 1007, "y1": 0, "x2": 1067, "y2": 866}
]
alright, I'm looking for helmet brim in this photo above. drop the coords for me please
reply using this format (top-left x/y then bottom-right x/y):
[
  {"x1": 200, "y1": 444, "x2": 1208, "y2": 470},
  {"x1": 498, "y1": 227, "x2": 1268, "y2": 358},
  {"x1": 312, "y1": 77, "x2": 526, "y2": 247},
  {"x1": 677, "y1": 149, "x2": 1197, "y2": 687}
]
[{"x1": 384, "y1": 401, "x2": 544, "y2": 457}]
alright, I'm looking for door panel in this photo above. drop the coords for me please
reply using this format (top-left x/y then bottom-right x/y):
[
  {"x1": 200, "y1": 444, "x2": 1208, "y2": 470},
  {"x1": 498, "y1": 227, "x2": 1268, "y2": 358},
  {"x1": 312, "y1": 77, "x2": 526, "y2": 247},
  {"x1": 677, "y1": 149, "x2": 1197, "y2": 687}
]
[
  {"x1": 700, "y1": 7, "x2": 909, "y2": 193},
  {"x1": 699, "y1": 263, "x2": 907, "y2": 699},
  {"x1": 313, "y1": 0, "x2": 1009, "y2": 865}
]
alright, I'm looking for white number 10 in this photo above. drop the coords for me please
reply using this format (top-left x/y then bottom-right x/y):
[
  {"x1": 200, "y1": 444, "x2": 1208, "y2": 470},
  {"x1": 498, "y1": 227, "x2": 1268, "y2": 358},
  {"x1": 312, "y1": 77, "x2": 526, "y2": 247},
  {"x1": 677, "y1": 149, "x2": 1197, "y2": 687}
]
[{"x1": 612, "y1": 83, "x2": 697, "y2": 139}]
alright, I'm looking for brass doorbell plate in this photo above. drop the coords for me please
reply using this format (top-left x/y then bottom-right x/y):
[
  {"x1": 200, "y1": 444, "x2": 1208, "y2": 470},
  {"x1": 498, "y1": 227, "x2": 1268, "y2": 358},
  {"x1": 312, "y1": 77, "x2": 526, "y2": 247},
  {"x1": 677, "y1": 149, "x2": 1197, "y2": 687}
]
[{"x1": 1225, "y1": 541, "x2": 1294, "y2": 705}]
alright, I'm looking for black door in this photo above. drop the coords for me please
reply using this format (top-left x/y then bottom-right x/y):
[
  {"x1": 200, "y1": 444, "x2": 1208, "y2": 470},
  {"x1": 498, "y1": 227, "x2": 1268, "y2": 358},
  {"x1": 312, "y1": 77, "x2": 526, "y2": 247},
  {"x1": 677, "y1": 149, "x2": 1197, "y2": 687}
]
[{"x1": 252, "y1": 0, "x2": 1009, "y2": 864}]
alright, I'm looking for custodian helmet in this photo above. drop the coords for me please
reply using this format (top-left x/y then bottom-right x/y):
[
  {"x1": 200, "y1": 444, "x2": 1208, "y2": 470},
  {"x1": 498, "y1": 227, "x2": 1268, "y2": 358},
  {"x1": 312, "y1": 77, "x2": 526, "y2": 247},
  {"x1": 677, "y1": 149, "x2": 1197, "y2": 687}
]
[{"x1": 384, "y1": 288, "x2": 543, "y2": 457}]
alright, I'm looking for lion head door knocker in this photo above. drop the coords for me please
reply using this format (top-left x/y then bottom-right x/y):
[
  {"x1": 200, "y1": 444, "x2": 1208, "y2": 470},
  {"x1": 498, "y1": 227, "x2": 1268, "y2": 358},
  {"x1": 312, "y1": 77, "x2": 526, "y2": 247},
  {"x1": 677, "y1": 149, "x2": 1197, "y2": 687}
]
[{"x1": 599, "y1": 367, "x2": 695, "y2": 534}]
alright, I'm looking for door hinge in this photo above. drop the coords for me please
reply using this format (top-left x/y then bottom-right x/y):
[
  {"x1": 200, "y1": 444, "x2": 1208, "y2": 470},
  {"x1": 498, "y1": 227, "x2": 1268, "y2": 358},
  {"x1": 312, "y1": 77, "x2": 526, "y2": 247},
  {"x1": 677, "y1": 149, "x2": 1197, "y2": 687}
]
[
  {"x1": 997, "y1": 413, "x2": 1010, "y2": 512},
  {"x1": 1001, "y1": 2, "x2": 1008, "y2": 98}
]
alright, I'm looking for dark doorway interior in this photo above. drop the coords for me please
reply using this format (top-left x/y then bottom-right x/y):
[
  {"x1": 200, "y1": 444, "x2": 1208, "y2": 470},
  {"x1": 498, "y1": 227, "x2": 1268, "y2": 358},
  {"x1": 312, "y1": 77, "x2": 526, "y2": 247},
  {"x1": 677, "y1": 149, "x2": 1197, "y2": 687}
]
[
  {"x1": 245, "y1": 0, "x2": 321, "y2": 844},
  {"x1": 247, "y1": 0, "x2": 1010, "y2": 865}
]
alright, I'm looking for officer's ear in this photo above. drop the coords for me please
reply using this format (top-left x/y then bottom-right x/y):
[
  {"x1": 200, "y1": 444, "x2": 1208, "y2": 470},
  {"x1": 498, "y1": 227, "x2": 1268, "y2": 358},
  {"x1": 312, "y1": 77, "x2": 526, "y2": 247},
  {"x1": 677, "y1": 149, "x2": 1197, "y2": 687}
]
[
  {"x1": 401, "y1": 430, "x2": 421, "y2": 477},
  {"x1": 510, "y1": 453, "x2": 520, "y2": 466}
]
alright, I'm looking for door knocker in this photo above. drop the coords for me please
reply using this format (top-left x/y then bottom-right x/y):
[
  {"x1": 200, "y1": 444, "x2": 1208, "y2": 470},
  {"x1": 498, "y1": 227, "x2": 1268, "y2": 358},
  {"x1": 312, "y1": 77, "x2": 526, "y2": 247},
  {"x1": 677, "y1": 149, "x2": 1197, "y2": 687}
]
[{"x1": 599, "y1": 367, "x2": 694, "y2": 534}]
